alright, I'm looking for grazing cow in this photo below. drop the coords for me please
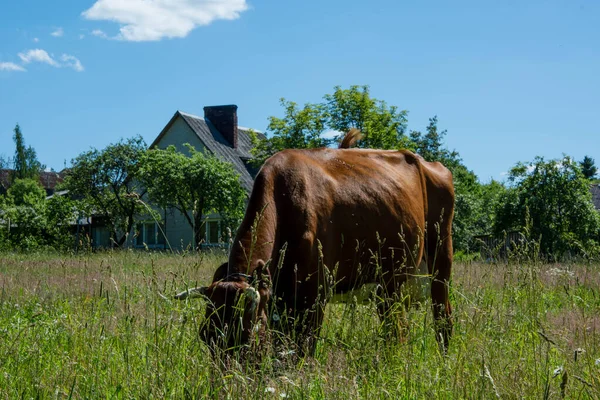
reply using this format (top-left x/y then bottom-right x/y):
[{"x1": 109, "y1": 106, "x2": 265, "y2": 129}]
[{"x1": 176, "y1": 130, "x2": 455, "y2": 354}]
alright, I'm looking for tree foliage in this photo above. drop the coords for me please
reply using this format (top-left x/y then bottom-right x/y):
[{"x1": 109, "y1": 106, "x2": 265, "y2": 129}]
[
  {"x1": 139, "y1": 144, "x2": 246, "y2": 249},
  {"x1": 410, "y1": 117, "x2": 461, "y2": 169},
  {"x1": 61, "y1": 136, "x2": 148, "y2": 247},
  {"x1": 11, "y1": 124, "x2": 43, "y2": 182},
  {"x1": 0, "y1": 179, "x2": 77, "y2": 251},
  {"x1": 7, "y1": 178, "x2": 45, "y2": 207},
  {"x1": 251, "y1": 85, "x2": 410, "y2": 165},
  {"x1": 324, "y1": 85, "x2": 409, "y2": 149},
  {"x1": 250, "y1": 100, "x2": 329, "y2": 166},
  {"x1": 580, "y1": 155, "x2": 598, "y2": 180},
  {"x1": 494, "y1": 156, "x2": 600, "y2": 258}
]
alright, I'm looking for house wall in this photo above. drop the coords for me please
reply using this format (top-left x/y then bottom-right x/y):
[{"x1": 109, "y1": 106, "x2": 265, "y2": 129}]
[
  {"x1": 162, "y1": 209, "x2": 223, "y2": 251},
  {"x1": 164, "y1": 208, "x2": 194, "y2": 251},
  {"x1": 155, "y1": 117, "x2": 205, "y2": 153}
]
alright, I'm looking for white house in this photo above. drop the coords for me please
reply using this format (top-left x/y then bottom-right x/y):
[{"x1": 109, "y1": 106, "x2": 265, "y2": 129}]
[{"x1": 136, "y1": 104, "x2": 263, "y2": 250}]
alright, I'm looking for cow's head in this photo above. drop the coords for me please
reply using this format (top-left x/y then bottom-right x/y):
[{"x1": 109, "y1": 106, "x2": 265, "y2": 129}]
[{"x1": 176, "y1": 261, "x2": 270, "y2": 350}]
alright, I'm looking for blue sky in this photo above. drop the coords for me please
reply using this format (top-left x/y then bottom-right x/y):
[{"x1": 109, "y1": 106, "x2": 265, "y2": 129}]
[{"x1": 0, "y1": 0, "x2": 598, "y2": 182}]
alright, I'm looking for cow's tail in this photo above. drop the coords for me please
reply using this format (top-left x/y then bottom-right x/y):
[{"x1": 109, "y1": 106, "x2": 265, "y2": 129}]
[{"x1": 338, "y1": 128, "x2": 362, "y2": 149}]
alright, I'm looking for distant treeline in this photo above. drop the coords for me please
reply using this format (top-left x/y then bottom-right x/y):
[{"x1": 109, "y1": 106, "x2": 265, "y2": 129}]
[{"x1": 1, "y1": 86, "x2": 599, "y2": 260}]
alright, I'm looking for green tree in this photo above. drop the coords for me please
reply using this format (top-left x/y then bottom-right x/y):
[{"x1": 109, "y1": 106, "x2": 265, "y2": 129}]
[
  {"x1": 7, "y1": 178, "x2": 45, "y2": 207},
  {"x1": 580, "y1": 155, "x2": 597, "y2": 180},
  {"x1": 250, "y1": 85, "x2": 411, "y2": 164},
  {"x1": 325, "y1": 85, "x2": 409, "y2": 149},
  {"x1": 139, "y1": 144, "x2": 246, "y2": 250},
  {"x1": 11, "y1": 124, "x2": 43, "y2": 182},
  {"x1": 44, "y1": 195, "x2": 80, "y2": 250},
  {"x1": 494, "y1": 156, "x2": 600, "y2": 259},
  {"x1": 0, "y1": 155, "x2": 8, "y2": 197},
  {"x1": 3, "y1": 178, "x2": 46, "y2": 251},
  {"x1": 250, "y1": 99, "x2": 329, "y2": 166},
  {"x1": 61, "y1": 136, "x2": 148, "y2": 247},
  {"x1": 0, "y1": 178, "x2": 77, "y2": 251},
  {"x1": 410, "y1": 117, "x2": 461, "y2": 169},
  {"x1": 476, "y1": 179, "x2": 507, "y2": 233},
  {"x1": 251, "y1": 99, "x2": 330, "y2": 166}
]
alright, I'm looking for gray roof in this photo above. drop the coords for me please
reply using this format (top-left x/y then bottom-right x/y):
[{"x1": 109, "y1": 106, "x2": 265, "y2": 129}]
[
  {"x1": 591, "y1": 184, "x2": 600, "y2": 211},
  {"x1": 151, "y1": 111, "x2": 264, "y2": 193}
]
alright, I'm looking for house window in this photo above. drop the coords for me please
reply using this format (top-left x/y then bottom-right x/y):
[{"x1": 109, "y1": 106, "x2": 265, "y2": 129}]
[
  {"x1": 136, "y1": 222, "x2": 166, "y2": 247},
  {"x1": 205, "y1": 220, "x2": 221, "y2": 245}
]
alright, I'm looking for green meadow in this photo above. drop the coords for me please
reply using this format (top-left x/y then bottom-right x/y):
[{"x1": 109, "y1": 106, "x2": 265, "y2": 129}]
[{"x1": 1, "y1": 251, "x2": 599, "y2": 399}]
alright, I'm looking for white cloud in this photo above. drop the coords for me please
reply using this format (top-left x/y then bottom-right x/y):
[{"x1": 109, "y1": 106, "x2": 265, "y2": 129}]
[
  {"x1": 91, "y1": 29, "x2": 108, "y2": 38},
  {"x1": 82, "y1": 0, "x2": 248, "y2": 41},
  {"x1": 0, "y1": 62, "x2": 26, "y2": 72},
  {"x1": 33, "y1": 37, "x2": 39, "y2": 43},
  {"x1": 79, "y1": 34, "x2": 86, "y2": 39},
  {"x1": 61, "y1": 54, "x2": 84, "y2": 72},
  {"x1": 16, "y1": 49, "x2": 84, "y2": 72},
  {"x1": 51, "y1": 27, "x2": 64, "y2": 37},
  {"x1": 18, "y1": 49, "x2": 60, "y2": 67}
]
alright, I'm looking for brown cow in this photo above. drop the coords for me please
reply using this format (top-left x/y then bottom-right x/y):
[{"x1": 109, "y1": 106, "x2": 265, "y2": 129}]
[{"x1": 176, "y1": 130, "x2": 455, "y2": 354}]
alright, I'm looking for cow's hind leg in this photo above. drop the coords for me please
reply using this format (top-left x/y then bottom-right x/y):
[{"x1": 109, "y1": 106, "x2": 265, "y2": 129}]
[
  {"x1": 293, "y1": 303, "x2": 325, "y2": 356},
  {"x1": 427, "y1": 224, "x2": 453, "y2": 352}
]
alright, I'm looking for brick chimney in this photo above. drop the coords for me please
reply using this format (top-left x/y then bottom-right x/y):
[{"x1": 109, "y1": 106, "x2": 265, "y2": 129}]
[{"x1": 204, "y1": 105, "x2": 238, "y2": 149}]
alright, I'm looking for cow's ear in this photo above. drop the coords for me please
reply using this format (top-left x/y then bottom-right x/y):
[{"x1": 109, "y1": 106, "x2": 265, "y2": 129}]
[{"x1": 212, "y1": 262, "x2": 229, "y2": 281}]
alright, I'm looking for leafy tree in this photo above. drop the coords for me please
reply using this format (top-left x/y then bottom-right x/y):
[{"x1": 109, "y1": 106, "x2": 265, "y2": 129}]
[
  {"x1": 324, "y1": 85, "x2": 409, "y2": 149},
  {"x1": 0, "y1": 179, "x2": 77, "y2": 251},
  {"x1": 410, "y1": 117, "x2": 461, "y2": 169},
  {"x1": 0, "y1": 155, "x2": 8, "y2": 197},
  {"x1": 11, "y1": 124, "x2": 43, "y2": 182},
  {"x1": 475, "y1": 180, "x2": 507, "y2": 233},
  {"x1": 580, "y1": 155, "x2": 597, "y2": 180},
  {"x1": 250, "y1": 100, "x2": 329, "y2": 166},
  {"x1": 7, "y1": 178, "x2": 45, "y2": 207},
  {"x1": 250, "y1": 85, "x2": 411, "y2": 164},
  {"x1": 494, "y1": 156, "x2": 600, "y2": 259},
  {"x1": 139, "y1": 144, "x2": 246, "y2": 249},
  {"x1": 61, "y1": 136, "x2": 148, "y2": 247},
  {"x1": 44, "y1": 195, "x2": 80, "y2": 250}
]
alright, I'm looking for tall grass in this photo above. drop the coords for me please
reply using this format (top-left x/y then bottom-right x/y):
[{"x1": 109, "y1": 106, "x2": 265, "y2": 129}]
[{"x1": 1, "y1": 251, "x2": 599, "y2": 398}]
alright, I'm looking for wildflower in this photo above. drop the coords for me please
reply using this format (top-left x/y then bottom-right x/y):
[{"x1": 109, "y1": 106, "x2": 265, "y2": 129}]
[{"x1": 553, "y1": 366, "x2": 563, "y2": 378}]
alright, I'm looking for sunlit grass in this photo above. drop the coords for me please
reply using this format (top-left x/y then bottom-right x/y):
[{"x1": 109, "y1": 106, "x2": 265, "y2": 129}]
[{"x1": 1, "y1": 251, "x2": 599, "y2": 398}]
